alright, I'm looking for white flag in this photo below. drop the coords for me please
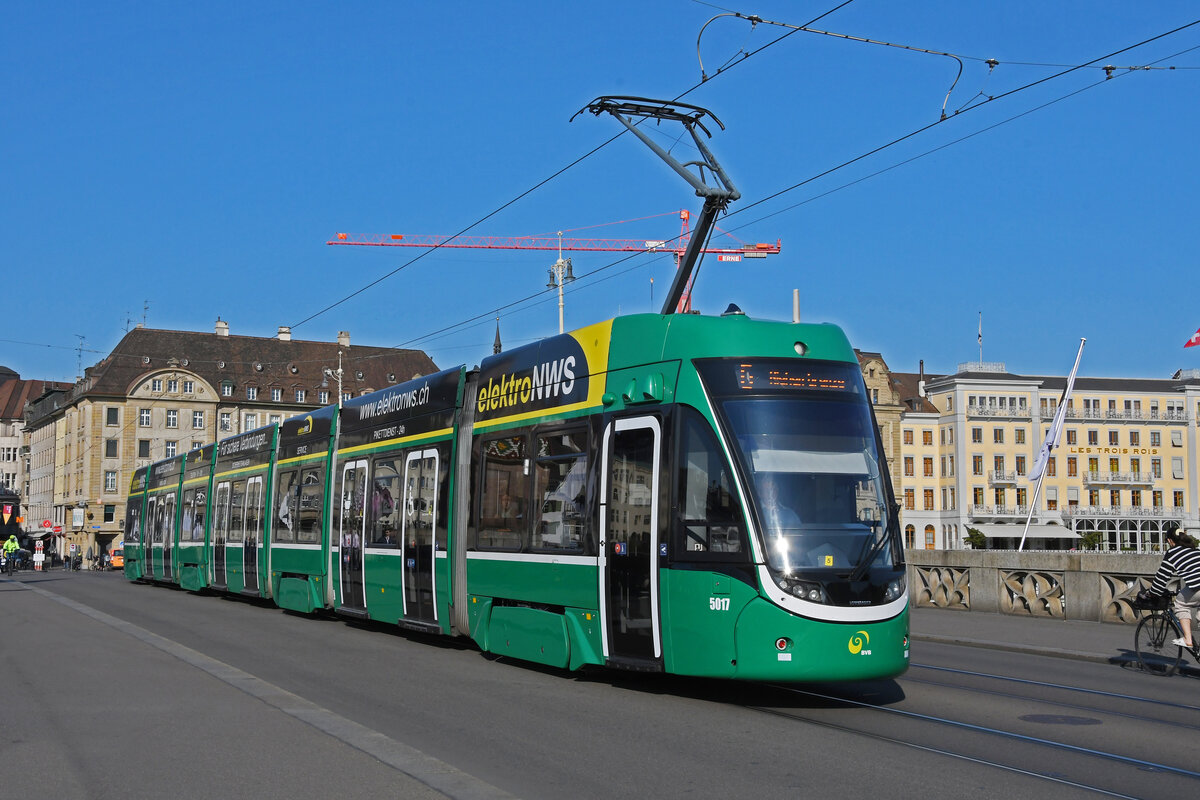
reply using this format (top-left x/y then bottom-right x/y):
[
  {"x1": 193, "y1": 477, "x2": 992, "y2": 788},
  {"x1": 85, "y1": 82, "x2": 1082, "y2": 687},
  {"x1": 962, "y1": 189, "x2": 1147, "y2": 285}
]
[{"x1": 1029, "y1": 339, "x2": 1086, "y2": 481}]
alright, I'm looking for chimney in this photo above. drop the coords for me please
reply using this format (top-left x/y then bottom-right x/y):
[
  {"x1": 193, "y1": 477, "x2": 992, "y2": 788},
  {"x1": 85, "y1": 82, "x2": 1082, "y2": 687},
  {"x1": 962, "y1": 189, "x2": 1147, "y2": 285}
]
[
  {"x1": 215, "y1": 317, "x2": 229, "y2": 337},
  {"x1": 277, "y1": 326, "x2": 292, "y2": 342},
  {"x1": 337, "y1": 331, "x2": 350, "y2": 348}
]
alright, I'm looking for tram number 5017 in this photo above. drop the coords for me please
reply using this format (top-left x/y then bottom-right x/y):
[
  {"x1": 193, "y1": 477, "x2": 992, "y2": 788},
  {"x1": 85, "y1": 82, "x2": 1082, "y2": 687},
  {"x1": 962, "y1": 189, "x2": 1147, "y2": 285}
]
[{"x1": 709, "y1": 597, "x2": 730, "y2": 611}]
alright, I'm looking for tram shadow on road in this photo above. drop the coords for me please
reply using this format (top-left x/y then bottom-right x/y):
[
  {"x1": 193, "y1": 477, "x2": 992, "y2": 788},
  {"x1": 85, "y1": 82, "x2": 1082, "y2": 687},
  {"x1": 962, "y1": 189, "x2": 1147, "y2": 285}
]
[{"x1": 565, "y1": 666, "x2": 908, "y2": 709}]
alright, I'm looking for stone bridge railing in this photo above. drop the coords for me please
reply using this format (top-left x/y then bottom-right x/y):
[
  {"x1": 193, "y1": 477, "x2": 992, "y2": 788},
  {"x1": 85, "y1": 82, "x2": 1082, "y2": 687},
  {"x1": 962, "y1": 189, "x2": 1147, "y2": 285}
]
[{"x1": 905, "y1": 550, "x2": 1162, "y2": 624}]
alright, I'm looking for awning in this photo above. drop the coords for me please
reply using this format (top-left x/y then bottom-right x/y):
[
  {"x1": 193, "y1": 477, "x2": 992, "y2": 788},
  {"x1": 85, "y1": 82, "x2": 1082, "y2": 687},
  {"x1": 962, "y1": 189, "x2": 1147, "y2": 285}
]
[{"x1": 975, "y1": 523, "x2": 1079, "y2": 539}]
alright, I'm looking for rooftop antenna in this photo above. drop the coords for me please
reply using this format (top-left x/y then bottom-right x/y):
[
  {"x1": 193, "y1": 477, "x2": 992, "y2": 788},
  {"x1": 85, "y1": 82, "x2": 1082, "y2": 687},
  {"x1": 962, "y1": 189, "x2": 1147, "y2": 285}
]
[
  {"x1": 124, "y1": 311, "x2": 133, "y2": 333},
  {"x1": 74, "y1": 334, "x2": 86, "y2": 381},
  {"x1": 143, "y1": 299, "x2": 150, "y2": 327},
  {"x1": 572, "y1": 96, "x2": 740, "y2": 315}
]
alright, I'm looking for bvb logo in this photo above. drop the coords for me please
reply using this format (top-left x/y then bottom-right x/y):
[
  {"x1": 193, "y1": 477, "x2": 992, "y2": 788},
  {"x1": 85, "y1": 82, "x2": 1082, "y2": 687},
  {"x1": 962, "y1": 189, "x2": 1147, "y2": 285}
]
[{"x1": 848, "y1": 630, "x2": 870, "y2": 655}]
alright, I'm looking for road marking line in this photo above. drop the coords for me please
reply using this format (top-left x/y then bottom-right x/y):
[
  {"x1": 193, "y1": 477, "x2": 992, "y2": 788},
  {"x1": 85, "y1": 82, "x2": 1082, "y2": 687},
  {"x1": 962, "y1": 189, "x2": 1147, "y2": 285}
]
[{"x1": 24, "y1": 582, "x2": 518, "y2": 800}]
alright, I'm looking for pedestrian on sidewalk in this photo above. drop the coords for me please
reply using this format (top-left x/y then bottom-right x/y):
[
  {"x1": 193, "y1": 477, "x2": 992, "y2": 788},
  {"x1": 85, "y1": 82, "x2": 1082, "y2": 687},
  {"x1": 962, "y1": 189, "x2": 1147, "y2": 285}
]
[{"x1": 1149, "y1": 529, "x2": 1200, "y2": 649}]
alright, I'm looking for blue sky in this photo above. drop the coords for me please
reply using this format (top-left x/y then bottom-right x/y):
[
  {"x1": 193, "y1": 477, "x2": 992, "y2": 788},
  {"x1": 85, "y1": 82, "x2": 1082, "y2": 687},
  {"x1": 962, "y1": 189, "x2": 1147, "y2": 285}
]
[{"x1": 4, "y1": 1, "x2": 1198, "y2": 384}]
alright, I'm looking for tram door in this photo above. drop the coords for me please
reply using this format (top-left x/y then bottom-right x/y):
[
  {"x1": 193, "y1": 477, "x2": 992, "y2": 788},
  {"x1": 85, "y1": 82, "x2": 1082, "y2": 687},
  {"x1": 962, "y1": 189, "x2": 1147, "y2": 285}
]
[
  {"x1": 146, "y1": 497, "x2": 160, "y2": 578},
  {"x1": 402, "y1": 449, "x2": 439, "y2": 625},
  {"x1": 211, "y1": 481, "x2": 230, "y2": 590},
  {"x1": 243, "y1": 476, "x2": 262, "y2": 594},
  {"x1": 228, "y1": 480, "x2": 246, "y2": 589},
  {"x1": 338, "y1": 460, "x2": 367, "y2": 612},
  {"x1": 600, "y1": 417, "x2": 662, "y2": 664},
  {"x1": 162, "y1": 492, "x2": 176, "y2": 582}
]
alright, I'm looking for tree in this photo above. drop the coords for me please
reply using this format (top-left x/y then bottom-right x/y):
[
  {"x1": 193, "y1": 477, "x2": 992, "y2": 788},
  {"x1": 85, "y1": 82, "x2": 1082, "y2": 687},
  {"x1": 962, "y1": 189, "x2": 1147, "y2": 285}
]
[
  {"x1": 1079, "y1": 530, "x2": 1103, "y2": 550},
  {"x1": 965, "y1": 526, "x2": 987, "y2": 550}
]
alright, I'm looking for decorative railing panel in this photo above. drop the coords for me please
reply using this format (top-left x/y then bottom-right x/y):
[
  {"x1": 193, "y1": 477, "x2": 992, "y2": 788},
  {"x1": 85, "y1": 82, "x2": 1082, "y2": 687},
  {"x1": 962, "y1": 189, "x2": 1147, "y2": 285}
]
[
  {"x1": 915, "y1": 566, "x2": 969, "y2": 610},
  {"x1": 906, "y1": 550, "x2": 1165, "y2": 624},
  {"x1": 1000, "y1": 570, "x2": 1064, "y2": 618},
  {"x1": 1100, "y1": 574, "x2": 1154, "y2": 624}
]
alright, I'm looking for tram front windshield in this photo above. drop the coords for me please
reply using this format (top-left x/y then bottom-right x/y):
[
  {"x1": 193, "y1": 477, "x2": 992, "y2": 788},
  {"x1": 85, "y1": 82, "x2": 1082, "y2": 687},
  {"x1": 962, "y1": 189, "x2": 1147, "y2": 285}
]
[{"x1": 698, "y1": 359, "x2": 899, "y2": 580}]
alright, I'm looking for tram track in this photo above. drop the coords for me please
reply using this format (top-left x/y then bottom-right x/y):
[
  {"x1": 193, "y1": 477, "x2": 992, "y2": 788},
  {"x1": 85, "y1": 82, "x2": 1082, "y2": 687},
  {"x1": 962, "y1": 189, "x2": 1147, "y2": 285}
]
[
  {"x1": 904, "y1": 662, "x2": 1200, "y2": 732},
  {"x1": 749, "y1": 693, "x2": 1142, "y2": 799},
  {"x1": 744, "y1": 672, "x2": 1200, "y2": 798}
]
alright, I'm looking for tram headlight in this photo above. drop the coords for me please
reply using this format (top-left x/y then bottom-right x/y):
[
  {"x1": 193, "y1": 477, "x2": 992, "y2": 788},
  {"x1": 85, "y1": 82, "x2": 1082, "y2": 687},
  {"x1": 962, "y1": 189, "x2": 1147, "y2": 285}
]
[
  {"x1": 786, "y1": 580, "x2": 826, "y2": 604},
  {"x1": 883, "y1": 576, "x2": 906, "y2": 602}
]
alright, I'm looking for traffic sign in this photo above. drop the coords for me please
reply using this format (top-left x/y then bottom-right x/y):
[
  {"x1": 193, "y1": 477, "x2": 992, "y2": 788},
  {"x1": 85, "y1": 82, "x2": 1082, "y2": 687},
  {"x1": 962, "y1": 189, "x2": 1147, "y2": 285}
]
[
  {"x1": 52, "y1": 526, "x2": 62, "y2": 533},
  {"x1": 42, "y1": 519, "x2": 52, "y2": 528}
]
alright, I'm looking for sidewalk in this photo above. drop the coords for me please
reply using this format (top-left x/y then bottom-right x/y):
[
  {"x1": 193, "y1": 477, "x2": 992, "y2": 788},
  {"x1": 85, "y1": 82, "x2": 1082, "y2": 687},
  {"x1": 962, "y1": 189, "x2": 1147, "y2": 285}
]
[{"x1": 909, "y1": 606, "x2": 1138, "y2": 666}]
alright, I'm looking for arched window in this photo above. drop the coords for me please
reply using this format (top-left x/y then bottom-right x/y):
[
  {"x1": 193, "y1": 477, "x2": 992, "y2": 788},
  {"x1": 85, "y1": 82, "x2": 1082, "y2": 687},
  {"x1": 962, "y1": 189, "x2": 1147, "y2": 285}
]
[
  {"x1": 924, "y1": 524, "x2": 936, "y2": 550},
  {"x1": 904, "y1": 524, "x2": 915, "y2": 549}
]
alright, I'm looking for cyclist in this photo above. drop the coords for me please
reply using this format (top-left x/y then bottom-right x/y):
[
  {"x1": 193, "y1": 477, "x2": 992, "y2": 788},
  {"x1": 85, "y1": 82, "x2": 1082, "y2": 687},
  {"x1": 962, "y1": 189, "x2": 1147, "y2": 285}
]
[
  {"x1": 1148, "y1": 529, "x2": 1200, "y2": 649},
  {"x1": 3, "y1": 534, "x2": 19, "y2": 574}
]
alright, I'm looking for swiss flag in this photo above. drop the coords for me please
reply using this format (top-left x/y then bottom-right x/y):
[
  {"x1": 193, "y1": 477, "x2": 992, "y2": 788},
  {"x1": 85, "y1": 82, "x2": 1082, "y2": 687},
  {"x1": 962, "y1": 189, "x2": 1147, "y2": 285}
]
[{"x1": 1186, "y1": 326, "x2": 1200, "y2": 348}]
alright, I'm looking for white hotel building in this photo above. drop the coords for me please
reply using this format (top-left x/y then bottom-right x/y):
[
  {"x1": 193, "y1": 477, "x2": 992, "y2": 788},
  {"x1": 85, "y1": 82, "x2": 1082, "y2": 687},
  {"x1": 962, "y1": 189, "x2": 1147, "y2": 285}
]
[{"x1": 893, "y1": 362, "x2": 1200, "y2": 551}]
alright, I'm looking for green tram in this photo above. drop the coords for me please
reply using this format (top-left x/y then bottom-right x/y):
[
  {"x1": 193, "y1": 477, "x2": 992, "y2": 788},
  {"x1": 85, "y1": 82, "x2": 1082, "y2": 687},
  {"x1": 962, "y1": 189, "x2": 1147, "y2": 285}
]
[{"x1": 125, "y1": 311, "x2": 908, "y2": 682}]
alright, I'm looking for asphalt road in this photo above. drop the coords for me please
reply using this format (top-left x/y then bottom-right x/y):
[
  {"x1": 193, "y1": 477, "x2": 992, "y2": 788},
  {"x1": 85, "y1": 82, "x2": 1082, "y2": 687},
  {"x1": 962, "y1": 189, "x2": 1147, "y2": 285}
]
[{"x1": 3, "y1": 570, "x2": 1197, "y2": 799}]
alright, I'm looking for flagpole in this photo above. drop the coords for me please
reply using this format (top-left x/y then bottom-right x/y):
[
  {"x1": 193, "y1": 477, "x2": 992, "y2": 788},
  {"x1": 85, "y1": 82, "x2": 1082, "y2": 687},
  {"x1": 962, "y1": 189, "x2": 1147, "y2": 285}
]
[
  {"x1": 1019, "y1": 337, "x2": 1086, "y2": 552},
  {"x1": 978, "y1": 312, "x2": 983, "y2": 364},
  {"x1": 1018, "y1": 468, "x2": 1047, "y2": 553}
]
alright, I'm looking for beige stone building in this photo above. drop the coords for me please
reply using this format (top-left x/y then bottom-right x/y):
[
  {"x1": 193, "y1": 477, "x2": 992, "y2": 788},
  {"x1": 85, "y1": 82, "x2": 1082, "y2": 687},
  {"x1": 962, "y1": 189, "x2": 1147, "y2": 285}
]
[
  {"x1": 24, "y1": 320, "x2": 437, "y2": 559},
  {"x1": 890, "y1": 361, "x2": 1200, "y2": 551},
  {"x1": 0, "y1": 370, "x2": 71, "y2": 537}
]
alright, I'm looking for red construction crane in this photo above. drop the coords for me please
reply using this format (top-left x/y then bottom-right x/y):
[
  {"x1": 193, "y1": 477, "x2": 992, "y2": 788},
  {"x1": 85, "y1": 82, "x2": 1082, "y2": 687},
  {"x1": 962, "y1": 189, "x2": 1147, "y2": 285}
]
[{"x1": 327, "y1": 209, "x2": 781, "y2": 313}]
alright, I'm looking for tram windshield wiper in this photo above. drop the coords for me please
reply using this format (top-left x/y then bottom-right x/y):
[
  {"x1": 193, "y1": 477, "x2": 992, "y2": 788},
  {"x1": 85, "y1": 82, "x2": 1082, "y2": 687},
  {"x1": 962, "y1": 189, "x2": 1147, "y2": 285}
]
[{"x1": 849, "y1": 504, "x2": 900, "y2": 583}]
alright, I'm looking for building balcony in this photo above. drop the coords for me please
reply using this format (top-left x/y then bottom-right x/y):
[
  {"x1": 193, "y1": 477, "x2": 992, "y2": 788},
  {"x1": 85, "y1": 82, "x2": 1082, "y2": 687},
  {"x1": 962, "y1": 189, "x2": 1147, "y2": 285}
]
[
  {"x1": 1059, "y1": 408, "x2": 1187, "y2": 423},
  {"x1": 967, "y1": 405, "x2": 1032, "y2": 420},
  {"x1": 968, "y1": 504, "x2": 1032, "y2": 520},
  {"x1": 1061, "y1": 505, "x2": 1183, "y2": 519},
  {"x1": 988, "y1": 470, "x2": 1019, "y2": 485},
  {"x1": 1083, "y1": 471, "x2": 1156, "y2": 486}
]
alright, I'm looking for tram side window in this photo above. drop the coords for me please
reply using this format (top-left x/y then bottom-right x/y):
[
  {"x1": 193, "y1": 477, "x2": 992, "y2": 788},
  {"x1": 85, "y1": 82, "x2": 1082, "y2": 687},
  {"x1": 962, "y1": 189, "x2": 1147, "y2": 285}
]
[
  {"x1": 213, "y1": 482, "x2": 230, "y2": 544},
  {"x1": 191, "y1": 488, "x2": 206, "y2": 541},
  {"x1": 228, "y1": 480, "x2": 246, "y2": 543},
  {"x1": 531, "y1": 429, "x2": 588, "y2": 552},
  {"x1": 477, "y1": 435, "x2": 528, "y2": 551},
  {"x1": 245, "y1": 478, "x2": 262, "y2": 547},
  {"x1": 674, "y1": 409, "x2": 746, "y2": 560},
  {"x1": 370, "y1": 458, "x2": 402, "y2": 546},
  {"x1": 125, "y1": 502, "x2": 141, "y2": 544},
  {"x1": 334, "y1": 462, "x2": 366, "y2": 554},
  {"x1": 297, "y1": 467, "x2": 324, "y2": 543},
  {"x1": 163, "y1": 493, "x2": 177, "y2": 546},
  {"x1": 147, "y1": 498, "x2": 160, "y2": 544},
  {"x1": 273, "y1": 469, "x2": 298, "y2": 543},
  {"x1": 182, "y1": 489, "x2": 195, "y2": 540}
]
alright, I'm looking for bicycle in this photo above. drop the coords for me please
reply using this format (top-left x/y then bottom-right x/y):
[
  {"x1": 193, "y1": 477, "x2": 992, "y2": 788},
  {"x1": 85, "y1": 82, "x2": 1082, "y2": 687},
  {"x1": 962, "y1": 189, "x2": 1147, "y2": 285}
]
[{"x1": 1133, "y1": 590, "x2": 1200, "y2": 676}]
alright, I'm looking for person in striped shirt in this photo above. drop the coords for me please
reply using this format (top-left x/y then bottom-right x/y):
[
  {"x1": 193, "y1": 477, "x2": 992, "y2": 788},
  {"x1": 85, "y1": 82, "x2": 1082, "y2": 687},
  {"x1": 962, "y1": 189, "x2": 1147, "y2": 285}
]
[{"x1": 1149, "y1": 529, "x2": 1200, "y2": 649}]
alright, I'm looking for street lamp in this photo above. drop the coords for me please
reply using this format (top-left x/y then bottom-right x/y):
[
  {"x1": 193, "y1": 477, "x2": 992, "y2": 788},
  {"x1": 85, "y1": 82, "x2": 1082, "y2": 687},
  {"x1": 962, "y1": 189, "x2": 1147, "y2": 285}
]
[
  {"x1": 322, "y1": 349, "x2": 344, "y2": 407},
  {"x1": 546, "y1": 234, "x2": 576, "y2": 334}
]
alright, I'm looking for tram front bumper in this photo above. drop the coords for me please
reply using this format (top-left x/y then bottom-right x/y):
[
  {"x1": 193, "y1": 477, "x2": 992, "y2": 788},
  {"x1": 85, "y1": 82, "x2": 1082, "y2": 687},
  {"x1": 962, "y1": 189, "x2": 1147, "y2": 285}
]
[{"x1": 732, "y1": 598, "x2": 909, "y2": 682}]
